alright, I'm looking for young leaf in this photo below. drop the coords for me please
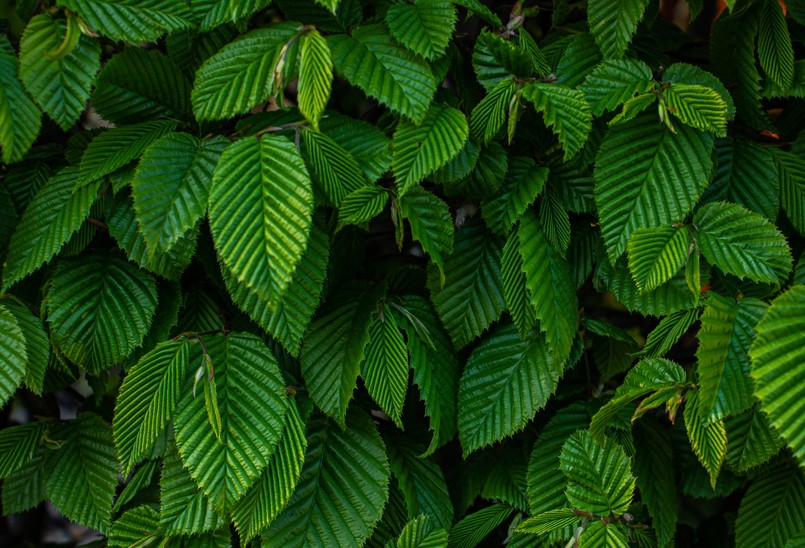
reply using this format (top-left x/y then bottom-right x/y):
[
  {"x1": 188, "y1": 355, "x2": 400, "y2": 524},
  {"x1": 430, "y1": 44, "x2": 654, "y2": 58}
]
[
  {"x1": 363, "y1": 310, "x2": 409, "y2": 428},
  {"x1": 132, "y1": 133, "x2": 227, "y2": 254},
  {"x1": 328, "y1": 24, "x2": 437, "y2": 123},
  {"x1": 46, "y1": 253, "x2": 158, "y2": 373},
  {"x1": 208, "y1": 135, "x2": 313, "y2": 307},
  {"x1": 263, "y1": 411, "x2": 390, "y2": 547},
  {"x1": 458, "y1": 323, "x2": 563, "y2": 456},
  {"x1": 560, "y1": 430, "x2": 636, "y2": 516},
  {"x1": 393, "y1": 104, "x2": 469, "y2": 194},
  {"x1": 298, "y1": 28, "x2": 332, "y2": 130},
  {"x1": 694, "y1": 201, "x2": 792, "y2": 284},
  {"x1": 581, "y1": 59, "x2": 654, "y2": 116},
  {"x1": 18, "y1": 14, "x2": 100, "y2": 130},
  {"x1": 173, "y1": 333, "x2": 289, "y2": 511},
  {"x1": 664, "y1": 83, "x2": 728, "y2": 136}
]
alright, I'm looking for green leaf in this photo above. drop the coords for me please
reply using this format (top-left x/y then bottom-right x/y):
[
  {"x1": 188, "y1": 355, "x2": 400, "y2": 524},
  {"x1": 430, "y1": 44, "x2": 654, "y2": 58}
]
[
  {"x1": 18, "y1": 14, "x2": 100, "y2": 130},
  {"x1": 520, "y1": 82, "x2": 592, "y2": 160},
  {"x1": 519, "y1": 210, "x2": 579, "y2": 362},
  {"x1": 427, "y1": 219, "x2": 505, "y2": 349},
  {"x1": 0, "y1": 422, "x2": 45, "y2": 479},
  {"x1": 590, "y1": 358, "x2": 686, "y2": 441},
  {"x1": 587, "y1": 0, "x2": 651, "y2": 59},
  {"x1": 627, "y1": 226, "x2": 690, "y2": 293},
  {"x1": 113, "y1": 459, "x2": 157, "y2": 513},
  {"x1": 450, "y1": 0, "x2": 501, "y2": 26},
  {"x1": 663, "y1": 63, "x2": 736, "y2": 120},
  {"x1": 78, "y1": 120, "x2": 176, "y2": 186},
  {"x1": 579, "y1": 521, "x2": 629, "y2": 548},
  {"x1": 224, "y1": 213, "x2": 330, "y2": 357},
  {"x1": 694, "y1": 201, "x2": 792, "y2": 284},
  {"x1": 363, "y1": 310, "x2": 409, "y2": 428},
  {"x1": 208, "y1": 135, "x2": 313, "y2": 307},
  {"x1": 393, "y1": 515, "x2": 448, "y2": 548},
  {"x1": 195, "y1": 0, "x2": 273, "y2": 29},
  {"x1": 303, "y1": 129, "x2": 368, "y2": 207},
  {"x1": 393, "y1": 104, "x2": 469, "y2": 194},
  {"x1": 664, "y1": 83, "x2": 728, "y2": 136},
  {"x1": 735, "y1": 464, "x2": 805, "y2": 548},
  {"x1": 400, "y1": 188, "x2": 454, "y2": 281},
  {"x1": 560, "y1": 430, "x2": 635, "y2": 516},
  {"x1": 459, "y1": 323, "x2": 563, "y2": 455},
  {"x1": 774, "y1": 149, "x2": 805, "y2": 236},
  {"x1": 683, "y1": 390, "x2": 726, "y2": 489},
  {"x1": 470, "y1": 78, "x2": 517, "y2": 144},
  {"x1": 555, "y1": 34, "x2": 602, "y2": 89},
  {"x1": 388, "y1": 439, "x2": 454, "y2": 530},
  {"x1": 108, "y1": 505, "x2": 160, "y2": 548},
  {"x1": 705, "y1": 138, "x2": 779, "y2": 221},
  {"x1": 581, "y1": 59, "x2": 654, "y2": 116},
  {"x1": 2, "y1": 448, "x2": 47, "y2": 514},
  {"x1": 114, "y1": 340, "x2": 193, "y2": 475},
  {"x1": 174, "y1": 333, "x2": 288, "y2": 511},
  {"x1": 0, "y1": 51, "x2": 41, "y2": 164},
  {"x1": 750, "y1": 285, "x2": 805, "y2": 467},
  {"x1": 482, "y1": 157, "x2": 548, "y2": 235},
  {"x1": 132, "y1": 133, "x2": 227, "y2": 254},
  {"x1": 339, "y1": 185, "x2": 389, "y2": 226},
  {"x1": 329, "y1": 24, "x2": 437, "y2": 122},
  {"x1": 3, "y1": 302, "x2": 49, "y2": 395},
  {"x1": 263, "y1": 411, "x2": 390, "y2": 547},
  {"x1": 46, "y1": 253, "x2": 158, "y2": 372},
  {"x1": 386, "y1": 0, "x2": 455, "y2": 61},
  {"x1": 300, "y1": 282, "x2": 385, "y2": 425},
  {"x1": 160, "y1": 449, "x2": 226, "y2": 535},
  {"x1": 758, "y1": 0, "x2": 794, "y2": 92},
  {"x1": 447, "y1": 503, "x2": 513, "y2": 548},
  {"x1": 232, "y1": 400, "x2": 307, "y2": 543},
  {"x1": 191, "y1": 23, "x2": 300, "y2": 121},
  {"x1": 298, "y1": 28, "x2": 332, "y2": 130},
  {"x1": 3, "y1": 166, "x2": 99, "y2": 291},
  {"x1": 595, "y1": 110, "x2": 714, "y2": 261},
  {"x1": 633, "y1": 419, "x2": 677, "y2": 547},
  {"x1": 56, "y1": 0, "x2": 193, "y2": 43},
  {"x1": 696, "y1": 294, "x2": 767, "y2": 423},
  {"x1": 46, "y1": 413, "x2": 118, "y2": 533},
  {"x1": 516, "y1": 508, "x2": 580, "y2": 535},
  {"x1": 319, "y1": 112, "x2": 392, "y2": 183},
  {"x1": 502, "y1": 230, "x2": 537, "y2": 338},
  {"x1": 527, "y1": 402, "x2": 591, "y2": 516},
  {"x1": 725, "y1": 404, "x2": 784, "y2": 472},
  {"x1": 397, "y1": 295, "x2": 459, "y2": 455},
  {"x1": 472, "y1": 30, "x2": 532, "y2": 91},
  {"x1": 93, "y1": 47, "x2": 192, "y2": 125}
]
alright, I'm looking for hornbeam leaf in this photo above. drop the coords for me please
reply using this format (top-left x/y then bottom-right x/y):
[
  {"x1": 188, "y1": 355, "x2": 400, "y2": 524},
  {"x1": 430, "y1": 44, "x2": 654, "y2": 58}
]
[
  {"x1": 209, "y1": 135, "x2": 313, "y2": 307},
  {"x1": 684, "y1": 390, "x2": 727, "y2": 489},
  {"x1": 470, "y1": 78, "x2": 517, "y2": 144},
  {"x1": 725, "y1": 404, "x2": 784, "y2": 472},
  {"x1": 0, "y1": 422, "x2": 45, "y2": 479},
  {"x1": 56, "y1": 0, "x2": 193, "y2": 43},
  {"x1": 46, "y1": 253, "x2": 158, "y2": 373},
  {"x1": 114, "y1": 340, "x2": 195, "y2": 475},
  {"x1": 339, "y1": 185, "x2": 388, "y2": 226},
  {"x1": 427, "y1": 219, "x2": 505, "y2": 349},
  {"x1": 300, "y1": 281, "x2": 386, "y2": 425},
  {"x1": 160, "y1": 448, "x2": 226, "y2": 535},
  {"x1": 516, "y1": 508, "x2": 580, "y2": 535},
  {"x1": 329, "y1": 24, "x2": 437, "y2": 123},
  {"x1": 664, "y1": 83, "x2": 728, "y2": 136},
  {"x1": 393, "y1": 104, "x2": 469, "y2": 194},
  {"x1": 386, "y1": 0, "x2": 456, "y2": 61},
  {"x1": 735, "y1": 464, "x2": 805, "y2": 548},
  {"x1": 520, "y1": 82, "x2": 592, "y2": 160},
  {"x1": 758, "y1": 0, "x2": 794, "y2": 92},
  {"x1": 482, "y1": 157, "x2": 548, "y2": 235},
  {"x1": 559, "y1": 430, "x2": 635, "y2": 516},
  {"x1": 45, "y1": 413, "x2": 118, "y2": 533},
  {"x1": 0, "y1": 51, "x2": 41, "y2": 164},
  {"x1": 3, "y1": 301, "x2": 49, "y2": 395},
  {"x1": 627, "y1": 226, "x2": 690, "y2": 294},
  {"x1": 750, "y1": 285, "x2": 805, "y2": 467},
  {"x1": 581, "y1": 59, "x2": 654, "y2": 116},
  {"x1": 173, "y1": 333, "x2": 288, "y2": 511},
  {"x1": 393, "y1": 515, "x2": 448, "y2": 548},
  {"x1": 400, "y1": 188, "x2": 454, "y2": 281},
  {"x1": 363, "y1": 310, "x2": 409, "y2": 428},
  {"x1": 587, "y1": 0, "x2": 651, "y2": 59},
  {"x1": 132, "y1": 133, "x2": 227, "y2": 255},
  {"x1": 595, "y1": 110, "x2": 714, "y2": 261},
  {"x1": 694, "y1": 201, "x2": 792, "y2": 284},
  {"x1": 263, "y1": 411, "x2": 390, "y2": 547},
  {"x1": 303, "y1": 129, "x2": 368, "y2": 207},
  {"x1": 459, "y1": 323, "x2": 563, "y2": 455},
  {"x1": 19, "y1": 14, "x2": 100, "y2": 130},
  {"x1": 298, "y1": 28, "x2": 332, "y2": 130},
  {"x1": 633, "y1": 419, "x2": 677, "y2": 547}
]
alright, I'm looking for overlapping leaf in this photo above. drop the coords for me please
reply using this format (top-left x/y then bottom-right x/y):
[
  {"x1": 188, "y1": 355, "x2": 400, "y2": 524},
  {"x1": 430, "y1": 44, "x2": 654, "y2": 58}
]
[
  {"x1": 56, "y1": 0, "x2": 193, "y2": 43},
  {"x1": 758, "y1": 0, "x2": 794, "y2": 92},
  {"x1": 160, "y1": 449, "x2": 226, "y2": 534},
  {"x1": 0, "y1": 303, "x2": 28, "y2": 410},
  {"x1": 482, "y1": 158, "x2": 548, "y2": 235},
  {"x1": 587, "y1": 0, "x2": 651, "y2": 59},
  {"x1": 386, "y1": 0, "x2": 456, "y2": 61},
  {"x1": 298, "y1": 28, "x2": 332, "y2": 130},
  {"x1": 399, "y1": 188, "x2": 454, "y2": 281},
  {"x1": 520, "y1": 83, "x2": 592, "y2": 160},
  {"x1": 303, "y1": 129, "x2": 368, "y2": 206},
  {"x1": 627, "y1": 226, "x2": 690, "y2": 293},
  {"x1": 0, "y1": 51, "x2": 41, "y2": 164},
  {"x1": 581, "y1": 59, "x2": 654, "y2": 116},
  {"x1": 684, "y1": 390, "x2": 727, "y2": 489},
  {"x1": 363, "y1": 310, "x2": 409, "y2": 428}
]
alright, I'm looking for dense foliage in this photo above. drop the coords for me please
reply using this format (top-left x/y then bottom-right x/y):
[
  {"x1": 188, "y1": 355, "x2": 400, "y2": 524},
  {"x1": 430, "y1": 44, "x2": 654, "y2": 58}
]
[{"x1": 1, "y1": 0, "x2": 805, "y2": 545}]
